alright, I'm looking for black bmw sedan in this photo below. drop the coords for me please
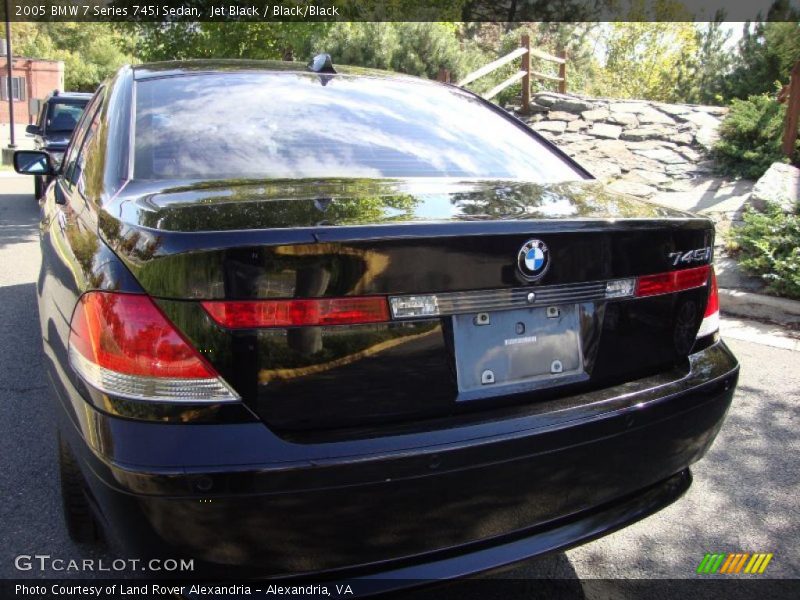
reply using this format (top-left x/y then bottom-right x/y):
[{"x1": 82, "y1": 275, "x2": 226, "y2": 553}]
[{"x1": 14, "y1": 58, "x2": 737, "y2": 580}]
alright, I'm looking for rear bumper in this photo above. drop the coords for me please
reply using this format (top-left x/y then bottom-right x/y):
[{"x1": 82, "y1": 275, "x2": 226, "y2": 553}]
[
  {"x1": 329, "y1": 469, "x2": 692, "y2": 591},
  {"x1": 53, "y1": 340, "x2": 738, "y2": 579}
]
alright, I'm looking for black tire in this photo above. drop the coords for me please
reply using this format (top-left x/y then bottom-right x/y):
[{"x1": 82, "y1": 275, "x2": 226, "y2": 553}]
[
  {"x1": 58, "y1": 431, "x2": 101, "y2": 544},
  {"x1": 34, "y1": 176, "x2": 42, "y2": 200}
]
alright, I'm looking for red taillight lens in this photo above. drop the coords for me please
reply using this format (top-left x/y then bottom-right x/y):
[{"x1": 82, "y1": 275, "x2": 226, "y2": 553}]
[
  {"x1": 704, "y1": 268, "x2": 719, "y2": 317},
  {"x1": 71, "y1": 292, "x2": 213, "y2": 378},
  {"x1": 635, "y1": 265, "x2": 710, "y2": 298},
  {"x1": 697, "y1": 267, "x2": 720, "y2": 338},
  {"x1": 201, "y1": 297, "x2": 390, "y2": 329},
  {"x1": 68, "y1": 292, "x2": 239, "y2": 402}
]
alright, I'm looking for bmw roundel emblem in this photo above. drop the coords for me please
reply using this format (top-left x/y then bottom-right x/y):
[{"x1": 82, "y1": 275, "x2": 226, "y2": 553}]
[{"x1": 517, "y1": 239, "x2": 550, "y2": 281}]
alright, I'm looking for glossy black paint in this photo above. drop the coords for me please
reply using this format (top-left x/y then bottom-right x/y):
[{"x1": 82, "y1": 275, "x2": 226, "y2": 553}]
[
  {"x1": 152, "y1": 288, "x2": 712, "y2": 434},
  {"x1": 34, "y1": 60, "x2": 739, "y2": 580},
  {"x1": 53, "y1": 340, "x2": 736, "y2": 576},
  {"x1": 101, "y1": 178, "x2": 709, "y2": 296},
  {"x1": 98, "y1": 177, "x2": 716, "y2": 432}
]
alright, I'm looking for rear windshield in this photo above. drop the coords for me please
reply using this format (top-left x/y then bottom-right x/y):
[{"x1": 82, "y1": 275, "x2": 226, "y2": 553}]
[
  {"x1": 46, "y1": 101, "x2": 87, "y2": 133},
  {"x1": 133, "y1": 73, "x2": 585, "y2": 182}
]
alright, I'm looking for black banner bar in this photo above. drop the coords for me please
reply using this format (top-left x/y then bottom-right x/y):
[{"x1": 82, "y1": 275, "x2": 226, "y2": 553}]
[
  {"x1": 1, "y1": 0, "x2": 799, "y2": 22},
  {"x1": 1, "y1": 579, "x2": 800, "y2": 600}
]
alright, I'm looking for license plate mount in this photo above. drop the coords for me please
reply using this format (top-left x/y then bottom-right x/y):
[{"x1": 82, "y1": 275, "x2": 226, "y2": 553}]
[{"x1": 452, "y1": 304, "x2": 587, "y2": 401}]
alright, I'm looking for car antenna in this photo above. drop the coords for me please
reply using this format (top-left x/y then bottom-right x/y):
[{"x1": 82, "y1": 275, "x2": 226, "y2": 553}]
[{"x1": 307, "y1": 53, "x2": 337, "y2": 74}]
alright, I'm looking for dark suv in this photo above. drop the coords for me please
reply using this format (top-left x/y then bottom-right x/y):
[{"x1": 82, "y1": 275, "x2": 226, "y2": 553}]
[{"x1": 25, "y1": 90, "x2": 92, "y2": 199}]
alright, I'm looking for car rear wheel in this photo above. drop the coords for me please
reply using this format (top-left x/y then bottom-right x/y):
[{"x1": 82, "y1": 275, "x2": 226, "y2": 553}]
[{"x1": 58, "y1": 431, "x2": 101, "y2": 544}]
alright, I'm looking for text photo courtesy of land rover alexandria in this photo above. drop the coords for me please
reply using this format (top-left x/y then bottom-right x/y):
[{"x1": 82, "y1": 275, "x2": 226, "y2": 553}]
[{"x1": 14, "y1": 58, "x2": 738, "y2": 581}]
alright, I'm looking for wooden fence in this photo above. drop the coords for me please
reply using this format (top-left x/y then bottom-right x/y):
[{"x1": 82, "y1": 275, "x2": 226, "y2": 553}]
[
  {"x1": 778, "y1": 60, "x2": 800, "y2": 160},
  {"x1": 437, "y1": 35, "x2": 567, "y2": 113}
]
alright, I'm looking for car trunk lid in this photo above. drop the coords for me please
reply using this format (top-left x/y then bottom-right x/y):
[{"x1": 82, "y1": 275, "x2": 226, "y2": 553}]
[{"x1": 99, "y1": 178, "x2": 715, "y2": 435}]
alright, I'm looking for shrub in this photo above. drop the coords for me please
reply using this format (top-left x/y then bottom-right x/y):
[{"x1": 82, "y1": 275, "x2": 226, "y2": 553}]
[
  {"x1": 313, "y1": 23, "x2": 485, "y2": 82},
  {"x1": 731, "y1": 203, "x2": 800, "y2": 299},
  {"x1": 313, "y1": 23, "x2": 400, "y2": 72},
  {"x1": 392, "y1": 23, "x2": 472, "y2": 81},
  {"x1": 713, "y1": 94, "x2": 796, "y2": 180}
]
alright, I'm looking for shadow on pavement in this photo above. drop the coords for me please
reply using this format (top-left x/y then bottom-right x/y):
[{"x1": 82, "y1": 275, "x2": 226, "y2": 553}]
[
  {"x1": 402, "y1": 552, "x2": 585, "y2": 600},
  {"x1": 0, "y1": 280, "x2": 114, "y2": 579},
  {"x1": 690, "y1": 179, "x2": 754, "y2": 213},
  {"x1": 567, "y1": 347, "x2": 800, "y2": 578},
  {"x1": 0, "y1": 180, "x2": 39, "y2": 251}
]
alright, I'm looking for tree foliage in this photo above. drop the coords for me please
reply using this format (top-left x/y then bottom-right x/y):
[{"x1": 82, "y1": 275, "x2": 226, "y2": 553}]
[
  {"x1": 310, "y1": 23, "x2": 399, "y2": 71},
  {"x1": 456, "y1": 23, "x2": 600, "y2": 105},
  {"x1": 713, "y1": 94, "x2": 794, "y2": 179},
  {"x1": 530, "y1": 22, "x2": 601, "y2": 93},
  {"x1": 9, "y1": 13, "x2": 800, "y2": 107},
  {"x1": 591, "y1": 22, "x2": 700, "y2": 102},
  {"x1": 12, "y1": 23, "x2": 134, "y2": 92},
  {"x1": 125, "y1": 22, "x2": 331, "y2": 63},
  {"x1": 723, "y1": 19, "x2": 800, "y2": 101},
  {"x1": 125, "y1": 22, "x2": 478, "y2": 80},
  {"x1": 389, "y1": 23, "x2": 471, "y2": 80},
  {"x1": 673, "y1": 18, "x2": 733, "y2": 105},
  {"x1": 582, "y1": 1, "x2": 798, "y2": 105},
  {"x1": 732, "y1": 204, "x2": 800, "y2": 299},
  {"x1": 314, "y1": 22, "x2": 479, "y2": 80}
]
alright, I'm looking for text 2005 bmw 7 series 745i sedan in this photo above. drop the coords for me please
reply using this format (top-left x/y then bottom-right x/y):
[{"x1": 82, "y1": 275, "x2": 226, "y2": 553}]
[{"x1": 14, "y1": 57, "x2": 738, "y2": 581}]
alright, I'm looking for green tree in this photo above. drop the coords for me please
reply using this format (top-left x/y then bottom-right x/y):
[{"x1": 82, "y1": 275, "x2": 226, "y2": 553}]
[
  {"x1": 13, "y1": 23, "x2": 134, "y2": 91},
  {"x1": 312, "y1": 22, "x2": 481, "y2": 80},
  {"x1": 732, "y1": 204, "x2": 800, "y2": 299},
  {"x1": 126, "y1": 22, "x2": 484, "y2": 82},
  {"x1": 673, "y1": 17, "x2": 733, "y2": 105},
  {"x1": 592, "y1": 21, "x2": 700, "y2": 102},
  {"x1": 310, "y1": 23, "x2": 399, "y2": 71},
  {"x1": 455, "y1": 23, "x2": 601, "y2": 105},
  {"x1": 530, "y1": 22, "x2": 602, "y2": 93},
  {"x1": 724, "y1": 16, "x2": 800, "y2": 101},
  {"x1": 392, "y1": 23, "x2": 469, "y2": 80},
  {"x1": 713, "y1": 94, "x2": 795, "y2": 179},
  {"x1": 120, "y1": 22, "x2": 207, "y2": 62},
  {"x1": 125, "y1": 22, "x2": 332, "y2": 63}
]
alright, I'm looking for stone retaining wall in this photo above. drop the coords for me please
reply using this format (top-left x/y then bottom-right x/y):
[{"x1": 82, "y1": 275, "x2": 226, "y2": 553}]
[{"x1": 517, "y1": 92, "x2": 728, "y2": 198}]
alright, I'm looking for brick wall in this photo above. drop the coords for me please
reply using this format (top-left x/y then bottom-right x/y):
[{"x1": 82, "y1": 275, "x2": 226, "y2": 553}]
[{"x1": 0, "y1": 57, "x2": 64, "y2": 126}]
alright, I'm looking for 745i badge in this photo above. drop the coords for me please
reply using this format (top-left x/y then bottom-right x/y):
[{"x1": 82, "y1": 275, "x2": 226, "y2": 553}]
[{"x1": 668, "y1": 246, "x2": 712, "y2": 267}]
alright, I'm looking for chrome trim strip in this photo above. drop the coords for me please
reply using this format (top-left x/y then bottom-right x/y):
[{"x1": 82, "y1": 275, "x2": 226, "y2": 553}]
[{"x1": 390, "y1": 281, "x2": 615, "y2": 319}]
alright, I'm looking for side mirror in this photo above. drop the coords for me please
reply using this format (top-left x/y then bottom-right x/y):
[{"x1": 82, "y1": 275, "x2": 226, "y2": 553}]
[
  {"x1": 13, "y1": 151, "x2": 54, "y2": 176},
  {"x1": 25, "y1": 124, "x2": 40, "y2": 136}
]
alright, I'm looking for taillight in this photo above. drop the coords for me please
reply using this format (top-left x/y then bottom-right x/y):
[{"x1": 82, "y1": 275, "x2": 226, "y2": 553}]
[
  {"x1": 635, "y1": 265, "x2": 710, "y2": 298},
  {"x1": 68, "y1": 292, "x2": 239, "y2": 403},
  {"x1": 696, "y1": 267, "x2": 720, "y2": 338},
  {"x1": 201, "y1": 297, "x2": 390, "y2": 329},
  {"x1": 200, "y1": 267, "x2": 715, "y2": 330}
]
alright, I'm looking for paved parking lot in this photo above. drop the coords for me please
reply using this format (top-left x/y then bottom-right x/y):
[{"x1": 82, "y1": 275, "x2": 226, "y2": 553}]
[{"x1": 1, "y1": 175, "x2": 798, "y2": 590}]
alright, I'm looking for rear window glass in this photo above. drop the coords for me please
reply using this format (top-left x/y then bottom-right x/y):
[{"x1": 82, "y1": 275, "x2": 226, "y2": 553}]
[
  {"x1": 46, "y1": 101, "x2": 87, "y2": 133},
  {"x1": 133, "y1": 73, "x2": 585, "y2": 182}
]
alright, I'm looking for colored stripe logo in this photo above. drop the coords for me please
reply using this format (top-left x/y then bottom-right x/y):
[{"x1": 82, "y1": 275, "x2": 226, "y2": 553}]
[{"x1": 697, "y1": 553, "x2": 773, "y2": 574}]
